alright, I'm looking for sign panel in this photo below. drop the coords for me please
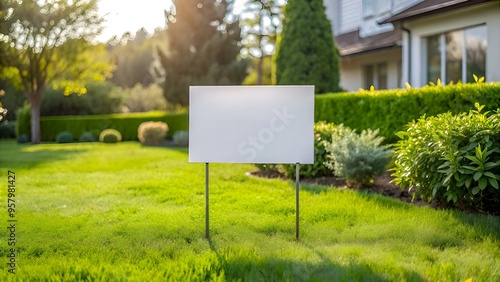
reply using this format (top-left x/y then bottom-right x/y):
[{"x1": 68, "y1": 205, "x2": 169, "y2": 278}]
[{"x1": 189, "y1": 86, "x2": 314, "y2": 164}]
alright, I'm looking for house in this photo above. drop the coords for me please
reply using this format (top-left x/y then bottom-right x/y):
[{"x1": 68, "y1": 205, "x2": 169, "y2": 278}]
[{"x1": 325, "y1": 0, "x2": 500, "y2": 91}]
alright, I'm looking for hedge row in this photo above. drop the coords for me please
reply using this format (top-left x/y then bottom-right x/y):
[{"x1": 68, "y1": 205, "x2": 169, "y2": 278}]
[
  {"x1": 39, "y1": 111, "x2": 188, "y2": 142},
  {"x1": 315, "y1": 83, "x2": 500, "y2": 143}
]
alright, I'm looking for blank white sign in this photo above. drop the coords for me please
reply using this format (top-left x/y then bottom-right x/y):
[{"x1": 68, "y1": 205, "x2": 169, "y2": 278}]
[{"x1": 189, "y1": 86, "x2": 314, "y2": 164}]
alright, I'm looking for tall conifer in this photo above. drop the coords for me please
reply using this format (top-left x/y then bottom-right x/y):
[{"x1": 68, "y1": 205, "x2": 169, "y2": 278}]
[
  {"x1": 158, "y1": 0, "x2": 247, "y2": 106},
  {"x1": 275, "y1": 0, "x2": 340, "y2": 93}
]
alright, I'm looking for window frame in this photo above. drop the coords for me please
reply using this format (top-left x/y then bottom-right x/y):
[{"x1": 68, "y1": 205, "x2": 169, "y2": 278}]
[{"x1": 424, "y1": 24, "x2": 487, "y2": 85}]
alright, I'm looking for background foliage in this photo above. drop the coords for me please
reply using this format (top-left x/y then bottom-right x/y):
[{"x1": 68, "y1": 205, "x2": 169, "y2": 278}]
[
  {"x1": 41, "y1": 82, "x2": 124, "y2": 116},
  {"x1": 157, "y1": 0, "x2": 247, "y2": 106},
  {"x1": 38, "y1": 112, "x2": 188, "y2": 142}
]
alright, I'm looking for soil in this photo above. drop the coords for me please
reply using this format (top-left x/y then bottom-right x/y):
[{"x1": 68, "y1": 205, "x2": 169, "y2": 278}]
[{"x1": 248, "y1": 170, "x2": 440, "y2": 209}]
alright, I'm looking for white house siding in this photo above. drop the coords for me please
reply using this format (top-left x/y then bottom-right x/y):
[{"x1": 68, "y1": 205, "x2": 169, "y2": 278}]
[
  {"x1": 403, "y1": 2, "x2": 500, "y2": 87},
  {"x1": 340, "y1": 49, "x2": 402, "y2": 91},
  {"x1": 325, "y1": 0, "x2": 341, "y2": 35},
  {"x1": 339, "y1": 0, "x2": 362, "y2": 34}
]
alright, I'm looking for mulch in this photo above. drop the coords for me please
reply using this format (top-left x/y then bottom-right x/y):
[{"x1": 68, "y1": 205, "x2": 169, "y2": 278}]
[{"x1": 248, "y1": 170, "x2": 439, "y2": 208}]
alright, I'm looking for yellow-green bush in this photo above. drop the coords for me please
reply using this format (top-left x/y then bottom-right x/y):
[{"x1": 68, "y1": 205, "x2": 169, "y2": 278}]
[{"x1": 99, "y1": 129, "x2": 122, "y2": 143}]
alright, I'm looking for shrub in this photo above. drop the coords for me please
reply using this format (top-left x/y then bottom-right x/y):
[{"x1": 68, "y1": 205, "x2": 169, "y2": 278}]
[
  {"x1": 172, "y1": 130, "x2": 189, "y2": 146},
  {"x1": 55, "y1": 131, "x2": 74, "y2": 143},
  {"x1": 99, "y1": 129, "x2": 122, "y2": 143},
  {"x1": 0, "y1": 121, "x2": 15, "y2": 139},
  {"x1": 39, "y1": 112, "x2": 188, "y2": 142},
  {"x1": 17, "y1": 134, "x2": 29, "y2": 144},
  {"x1": 315, "y1": 83, "x2": 500, "y2": 143},
  {"x1": 279, "y1": 121, "x2": 338, "y2": 178},
  {"x1": 15, "y1": 104, "x2": 31, "y2": 140},
  {"x1": 78, "y1": 131, "x2": 97, "y2": 142},
  {"x1": 391, "y1": 104, "x2": 500, "y2": 214},
  {"x1": 137, "y1": 121, "x2": 168, "y2": 145},
  {"x1": 324, "y1": 125, "x2": 392, "y2": 188}
]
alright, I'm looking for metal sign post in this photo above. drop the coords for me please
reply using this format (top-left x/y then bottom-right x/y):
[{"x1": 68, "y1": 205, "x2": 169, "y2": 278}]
[
  {"x1": 205, "y1": 162, "x2": 210, "y2": 239},
  {"x1": 296, "y1": 162, "x2": 300, "y2": 240}
]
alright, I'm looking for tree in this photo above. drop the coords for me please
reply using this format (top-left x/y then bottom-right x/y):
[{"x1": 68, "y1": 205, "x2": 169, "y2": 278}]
[
  {"x1": 0, "y1": 0, "x2": 113, "y2": 143},
  {"x1": 240, "y1": 0, "x2": 284, "y2": 85},
  {"x1": 106, "y1": 28, "x2": 166, "y2": 88},
  {"x1": 275, "y1": 0, "x2": 341, "y2": 93},
  {"x1": 157, "y1": 0, "x2": 247, "y2": 106}
]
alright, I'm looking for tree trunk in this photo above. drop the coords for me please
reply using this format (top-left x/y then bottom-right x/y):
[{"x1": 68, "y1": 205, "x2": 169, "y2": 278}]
[{"x1": 29, "y1": 90, "x2": 43, "y2": 144}]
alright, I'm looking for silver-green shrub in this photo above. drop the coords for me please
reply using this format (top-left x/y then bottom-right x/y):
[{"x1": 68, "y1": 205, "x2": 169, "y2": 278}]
[
  {"x1": 172, "y1": 130, "x2": 188, "y2": 146},
  {"x1": 324, "y1": 126, "x2": 392, "y2": 187}
]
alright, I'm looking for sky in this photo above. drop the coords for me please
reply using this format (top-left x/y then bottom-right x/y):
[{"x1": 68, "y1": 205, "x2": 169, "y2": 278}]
[
  {"x1": 97, "y1": 0, "x2": 173, "y2": 42},
  {"x1": 97, "y1": 0, "x2": 248, "y2": 42}
]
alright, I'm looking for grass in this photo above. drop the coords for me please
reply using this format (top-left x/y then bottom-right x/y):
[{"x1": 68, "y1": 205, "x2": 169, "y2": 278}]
[{"x1": 0, "y1": 140, "x2": 499, "y2": 281}]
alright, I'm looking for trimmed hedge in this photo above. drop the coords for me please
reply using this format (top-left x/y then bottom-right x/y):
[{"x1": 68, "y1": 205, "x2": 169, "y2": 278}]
[
  {"x1": 39, "y1": 112, "x2": 188, "y2": 142},
  {"x1": 315, "y1": 83, "x2": 500, "y2": 143}
]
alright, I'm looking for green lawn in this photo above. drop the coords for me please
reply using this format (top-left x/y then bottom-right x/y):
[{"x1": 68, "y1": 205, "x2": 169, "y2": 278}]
[{"x1": 0, "y1": 140, "x2": 499, "y2": 281}]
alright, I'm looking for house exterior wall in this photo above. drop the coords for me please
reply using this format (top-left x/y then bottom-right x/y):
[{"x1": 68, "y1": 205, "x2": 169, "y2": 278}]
[
  {"x1": 324, "y1": 0, "x2": 420, "y2": 91},
  {"x1": 325, "y1": 0, "x2": 421, "y2": 36},
  {"x1": 340, "y1": 49, "x2": 402, "y2": 91},
  {"x1": 403, "y1": 2, "x2": 500, "y2": 87}
]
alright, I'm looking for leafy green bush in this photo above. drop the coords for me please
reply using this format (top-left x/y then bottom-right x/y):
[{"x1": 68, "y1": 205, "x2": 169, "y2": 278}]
[
  {"x1": 137, "y1": 121, "x2": 168, "y2": 145},
  {"x1": 39, "y1": 112, "x2": 188, "y2": 142},
  {"x1": 78, "y1": 131, "x2": 97, "y2": 142},
  {"x1": 0, "y1": 121, "x2": 15, "y2": 139},
  {"x1": 391, "y1": 104, "x2": 500, "y2": 214},
  {"x1": 279, "y1": 121, "x2": 338, "y2": 178},
  {"x1": 316, "y1": 83, "x2": 500, "y2": 143},
  {"x1": 324, "y1": 126, "x2": 392, "y2": 187},
  {"x1": 55, "y1": 131, "x2": 74, "y2": 143},
  {"x1": 172, "y1": 130, "x2": 189, "y2": 146},
  {"x1": 15, "y1": 104, "x2": 31, "y2": 140},
  {"x1": 99, "y1": 129, "x2": 122, "y2": 143}
]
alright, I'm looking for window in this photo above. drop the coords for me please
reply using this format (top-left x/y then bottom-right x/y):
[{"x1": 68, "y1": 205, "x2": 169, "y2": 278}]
[
  {"x1": 363, "y1": 0, "x2": 374, "y2": 16},
  {"x1": 364, "y1": 63, "x2": 388, "y2": 89},
  {"x1": 425, "y1": 25, "x2": 487, "y2": 84}
]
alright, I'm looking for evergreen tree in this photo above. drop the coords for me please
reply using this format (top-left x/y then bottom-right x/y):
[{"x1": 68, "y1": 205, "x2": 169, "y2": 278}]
[
  {"x1": 158, "y1": 0, "x2": 247, "y2": 106},
  {"x1": 275, "y1": 0, "x2": 341, "y2": 94}
]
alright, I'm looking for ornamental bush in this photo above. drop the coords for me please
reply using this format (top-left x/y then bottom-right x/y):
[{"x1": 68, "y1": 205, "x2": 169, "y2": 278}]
[
  {"x1": 99, "y1": 129, "x2": 122, "y2": 143},
  {"x1": 391, "y1": 104, "x2": 500, "y2": 215},
  {"x1": 172, "y1": 130, "x2": 188, "y2": 146},
  {"x1": 324, "y1": 126, "x2": 392, "y2": 187},
  {"x1": 78, "y1": 131, "x2": 97, "y2": 142},
  {"x1": 137, "y1": 121, "x2": 168, "y2": 145},
  {"x1": 55, "y1": 131, "x2": 74, "y2": 143},
  {"x1": 279, "y1": 121, "x2": 338, "y2": 178}
]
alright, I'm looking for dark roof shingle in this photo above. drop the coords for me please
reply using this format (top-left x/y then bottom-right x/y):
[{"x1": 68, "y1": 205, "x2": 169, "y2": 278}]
[
  {"x1": 335, "y1": 29, "x2": 402, "y2": 57},
  {"x1": 382, "y1": 0, "x2": 494, "y2": 24}
]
